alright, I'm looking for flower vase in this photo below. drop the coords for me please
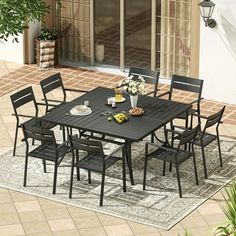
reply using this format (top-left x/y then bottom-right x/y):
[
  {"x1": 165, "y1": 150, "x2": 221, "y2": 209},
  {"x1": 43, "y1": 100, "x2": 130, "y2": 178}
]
[{"x1": 130, "y1": 95, "x2": 138, "y2": 108}]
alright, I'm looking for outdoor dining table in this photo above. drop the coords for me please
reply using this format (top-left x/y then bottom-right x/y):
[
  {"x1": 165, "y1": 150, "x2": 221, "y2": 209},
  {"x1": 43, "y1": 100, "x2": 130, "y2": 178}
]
[{"x1": 40, "y1": 86, "x2": 191, "y2": 185}]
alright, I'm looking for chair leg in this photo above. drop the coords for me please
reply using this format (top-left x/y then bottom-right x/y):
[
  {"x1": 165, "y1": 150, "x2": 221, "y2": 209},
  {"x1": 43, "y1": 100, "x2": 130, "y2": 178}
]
[
  {"x1": 169, "y1": 163, "x2": 172, "y2": 172},
  {"x1": 88, "y1": 170, "x2": 91, "y2": 184},
  {"x1": 151, "y1": 133, "x2": 154, "y2": 143},
  {"x1": 52, "y1": 160, "x2": 58, "y2": 194},
  {"x1": 13, "y1": 125, "x2": 19, "y2": 156},
  {"x1": 122, "y1": 147, "x2": 126, "y2": 192},
  {"x1": 217, "y1": 136, "x2": 223, "y2": 167},
  {"x1": 100, "y1": 172, "x2": 105, "y2": 206},
  {"x1": 125, "y1": 142, "x2": 134, "y2": 185},
  {"x1": 201, "y1": 144, "x2": 208, "y2": 179},
  {"x1": 42, "y1": 159, "x2": 47, "y2": 173},
  {"x1": 23, "y1": 153, "x2": 29, "y2": 187},
  {"x1": 192, "y1": 146, "x2": 199, "y2": 185},
  {"x1": 143, "y1": 144, "x2": 149, "y2": 190},
  {"x1": 62, "y1": 126, "x2": 66, "y2": 142},
  {"x1": 163, "y1": 161, "x2": 166, "y2": 176},
  {"x1": 69, "y1": 153, "x2": 75, "y2": 199},
  {"x1": 75, "y1": 150, "x2": 80, "y2": 181},
  {"x1": 175, "y1": 164, "x2": 182, "y2": 198}
]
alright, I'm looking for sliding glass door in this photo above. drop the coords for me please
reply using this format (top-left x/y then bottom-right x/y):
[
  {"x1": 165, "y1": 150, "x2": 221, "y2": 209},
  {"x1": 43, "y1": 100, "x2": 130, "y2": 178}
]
[{"x1": 55, "y1": 0, "x2": 198, "y2": 77}]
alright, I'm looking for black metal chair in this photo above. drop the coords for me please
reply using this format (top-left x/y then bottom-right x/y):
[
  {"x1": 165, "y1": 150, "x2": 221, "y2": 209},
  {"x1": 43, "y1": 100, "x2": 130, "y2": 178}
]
[
  {"x1": 157, "y1": 74, "x2": 204, "y2": 127},
  {"x1": 21, "y1": 124, "x2": 71, "y2": 194},
  {"x1": 69, "y1": 135, "x2": 126, "y2": 206},
  {"x1": 143, "y1": 124, "x2": 200, "y2": 198},
  {"x1": 128, "y1": 67, "x2": 160, "y2": 97},
  {"x1": 40, "y1": 72, "x2": 88, "y2": 114},
  {"x1": 191, "y1": 106, "x2": 226, "y2": 179},
  {"x1": 10, "y1": 86, "x2": 55, "y2": 156}
]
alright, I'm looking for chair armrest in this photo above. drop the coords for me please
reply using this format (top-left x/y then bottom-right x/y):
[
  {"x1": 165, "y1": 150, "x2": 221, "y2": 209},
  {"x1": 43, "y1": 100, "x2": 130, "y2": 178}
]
[
  {"x1": 145, "y1": 89, "x2": 160, "y2": 97},
  {"x1": 105, "y1": 145, "x2": 124, "y2": 159},
  {"x1": 64, "y1": 88, "x2": 88, "y2": 93},
  {"x1": 57, "y1": 141, "x2": 70, "y2": 150},
  {"x1": 189, "y1": 97, "x2": 204, "y2": 105},
  {"x1": 146, "y1": 142, "x2": 177, "y2": 153},
  {"x1": 155, "y1": 91, "x2": 170, "y2": 98},
  {"x1": 41, "y1": 98, "x2": 66, "y2": 104},
  {"x1": 191, "y1": 113, "x2": 208, "y2": 120},
  {"x1": 12, "y1": 114, "x2": 35, "y2": 119}
]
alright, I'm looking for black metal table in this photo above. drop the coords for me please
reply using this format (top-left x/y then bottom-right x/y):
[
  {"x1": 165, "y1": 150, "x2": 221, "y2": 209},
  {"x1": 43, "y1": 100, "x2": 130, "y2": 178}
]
[{"x1": 41, "y1": 87, "x2": 191, "y2": 184}]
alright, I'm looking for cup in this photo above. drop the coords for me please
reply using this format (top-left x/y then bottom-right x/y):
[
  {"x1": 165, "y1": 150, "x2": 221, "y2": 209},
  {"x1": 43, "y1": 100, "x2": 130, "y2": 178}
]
[
  {"x1": 112, "y1": 101, "x2": 116, "y2": 108},
  {"x1": 84, "y1": 100, "x2": 89, "y2": 106},
  {"x1": 114, "y1": 88, "x2": 123, "y2": 102},
  {"x1": 107, "y1": 97, "x2": 113, "y2": 105}
]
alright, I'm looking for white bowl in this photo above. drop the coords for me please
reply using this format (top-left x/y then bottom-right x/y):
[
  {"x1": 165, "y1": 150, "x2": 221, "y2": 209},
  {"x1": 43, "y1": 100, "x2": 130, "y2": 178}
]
[{"x1": 74, "y1": 105, "x2": 88, "y2": 112}]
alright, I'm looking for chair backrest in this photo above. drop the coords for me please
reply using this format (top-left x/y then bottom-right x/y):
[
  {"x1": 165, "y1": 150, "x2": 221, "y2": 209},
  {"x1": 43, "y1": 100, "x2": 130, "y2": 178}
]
[
  {"x1": 40, "y1": 73, "x2": 66, "y2": 102},
  {"x1": 128, "y1": 67, "x2": 160, "y2": 96},
  {"x1": 204, "y1": 106, "x2": 226, "y2": 130},
  {"x1": 170, "y1": 74, "x2": 204, "y2": 102},
  {"x1": 10, "y1": 86, "x2": 38, "y2": 116},
  {"x1": 21, "y1": 124, "x2": 56, "y2": 145},
  {"x1": 69, "y1": 135, "x2": 104, "y2": 157},
  {"x1": 178, "y1": 124, "x2": 201, "y2": 147}
]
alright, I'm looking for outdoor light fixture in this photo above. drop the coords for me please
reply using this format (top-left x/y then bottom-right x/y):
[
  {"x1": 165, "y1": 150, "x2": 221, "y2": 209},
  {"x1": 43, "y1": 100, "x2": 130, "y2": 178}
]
[{"x1": 198, "y1": 0, "x2": 217, "y2": 28}]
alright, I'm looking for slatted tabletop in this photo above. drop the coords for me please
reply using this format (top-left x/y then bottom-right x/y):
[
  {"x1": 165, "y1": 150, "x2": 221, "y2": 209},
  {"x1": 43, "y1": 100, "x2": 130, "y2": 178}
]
[{"x1": 41, "y1": 87, "x2": 191, "y2": 141}]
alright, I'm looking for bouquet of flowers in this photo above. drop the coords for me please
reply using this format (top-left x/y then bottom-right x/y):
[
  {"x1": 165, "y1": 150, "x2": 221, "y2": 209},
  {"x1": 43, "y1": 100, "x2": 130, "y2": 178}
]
[{"x1": 118, "y1": 75, "x2": 146, "y2": 96}]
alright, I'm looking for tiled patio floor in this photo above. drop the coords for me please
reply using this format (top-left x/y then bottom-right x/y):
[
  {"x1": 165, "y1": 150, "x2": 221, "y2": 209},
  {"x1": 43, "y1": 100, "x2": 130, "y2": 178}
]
[{"x1": 0, "y1": 61, "x2": 236, "y2": 236}]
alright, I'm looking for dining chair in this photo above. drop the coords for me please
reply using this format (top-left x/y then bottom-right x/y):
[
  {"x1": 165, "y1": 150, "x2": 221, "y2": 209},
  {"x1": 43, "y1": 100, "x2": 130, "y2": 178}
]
[
  {"x1": 128, "y1": 67, "x2": 160, "y2": 97},
  {"x1": 40, "y1": 72, "x2": 88, "y2": 114},
  {"x1": 157, "y1": 74, "x2": 204, "y2": 127},
  {"x1": 10, "y1": 86, "x2": 55, "y2": 156},
  {"x1": 190, "y1": 106, "x2": 226, "y2": 179},
  {"x1": 69, "y1": 135, "x2": 126, "y2": 206},
  {"x1": 143, "y1": 124, "x2": 200, "y2": 198},
  {"x1": 21, "y1": 124, "x2": 71, "y2": 194}
]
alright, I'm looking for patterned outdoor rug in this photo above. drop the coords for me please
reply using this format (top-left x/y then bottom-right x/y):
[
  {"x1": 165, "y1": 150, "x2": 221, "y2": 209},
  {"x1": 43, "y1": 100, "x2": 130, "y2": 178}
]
[{"x1": 0, "y1": 131, "x2": 236, "y2": 230}]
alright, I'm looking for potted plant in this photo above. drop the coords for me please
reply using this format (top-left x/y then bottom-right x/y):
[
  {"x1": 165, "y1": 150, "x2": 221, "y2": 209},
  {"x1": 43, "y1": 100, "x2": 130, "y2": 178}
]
[{"x1": 35, "y1": 27, "x2": 59, "y2": 68}]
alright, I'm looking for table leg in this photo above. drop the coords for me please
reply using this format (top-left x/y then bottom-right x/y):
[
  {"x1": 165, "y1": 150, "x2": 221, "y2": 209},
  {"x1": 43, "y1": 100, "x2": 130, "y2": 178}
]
[{"x1": 125, "y1": 141, "x2": 134, "y2": 185}]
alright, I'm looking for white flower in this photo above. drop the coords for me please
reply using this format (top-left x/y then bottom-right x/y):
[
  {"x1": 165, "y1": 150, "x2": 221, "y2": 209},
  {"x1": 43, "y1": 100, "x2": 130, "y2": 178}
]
[{"x1": 131, "y1": 87, "x2": 137, "y2": 94}]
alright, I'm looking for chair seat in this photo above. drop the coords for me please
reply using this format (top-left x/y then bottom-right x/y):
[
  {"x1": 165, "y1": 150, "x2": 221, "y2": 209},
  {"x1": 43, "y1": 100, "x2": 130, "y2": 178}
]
[
  {"x1": 77, "y1": 153, "x2": 121, "y2": 172},
  {"x1": 24, "y1": 118, "x2": 55, "y2": 130},
  {"x1": 29, "y1": 142, "x2": 70, "y2": 162},
  {"x1": 175, "y1": 108, "x2": 196, "y2": 119},
  {"x1": 149, "y1": 148, "x2": 192, "y2": 165},
  {"x1": 194, "y1": 132, "x2": 217, "y2": 146}
]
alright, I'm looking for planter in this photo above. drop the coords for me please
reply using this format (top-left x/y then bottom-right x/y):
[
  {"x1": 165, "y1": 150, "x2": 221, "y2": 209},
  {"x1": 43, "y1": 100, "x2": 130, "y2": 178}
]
[
  {"x1": 95, "y1": 44, "x2": 104, "y2": 63},
  {"x1": 130, "y1": 95, "x2": 138, "y2": 108},
  {"x1": 35, "y1": 39, "x2": 58, "y2": 68}
]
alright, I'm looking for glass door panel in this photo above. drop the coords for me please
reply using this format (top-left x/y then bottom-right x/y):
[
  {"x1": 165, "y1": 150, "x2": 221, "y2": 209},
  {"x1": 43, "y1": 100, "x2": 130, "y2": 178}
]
[
  {"x1": 95, "y1": 0, "x2": 120, "y2": 66},
  {"x1": 125, "y1": 0, "x2": 151, "y2": 69}
]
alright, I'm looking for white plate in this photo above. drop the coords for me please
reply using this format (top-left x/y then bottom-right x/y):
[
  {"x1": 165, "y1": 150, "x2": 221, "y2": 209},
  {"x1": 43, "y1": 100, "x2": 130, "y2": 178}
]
[
  {"x1": 114, "y1": 97, "x2": 126, "y2": 103},
  {"x1": 70, "y1": 107, "x2": 92, "y2": 116}
]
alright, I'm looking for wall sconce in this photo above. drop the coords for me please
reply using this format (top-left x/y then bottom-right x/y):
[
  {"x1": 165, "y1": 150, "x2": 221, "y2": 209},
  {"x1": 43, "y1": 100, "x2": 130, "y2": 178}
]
[{"x1": 199, "y1": 0, "x2": 217, "y2": 28}]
